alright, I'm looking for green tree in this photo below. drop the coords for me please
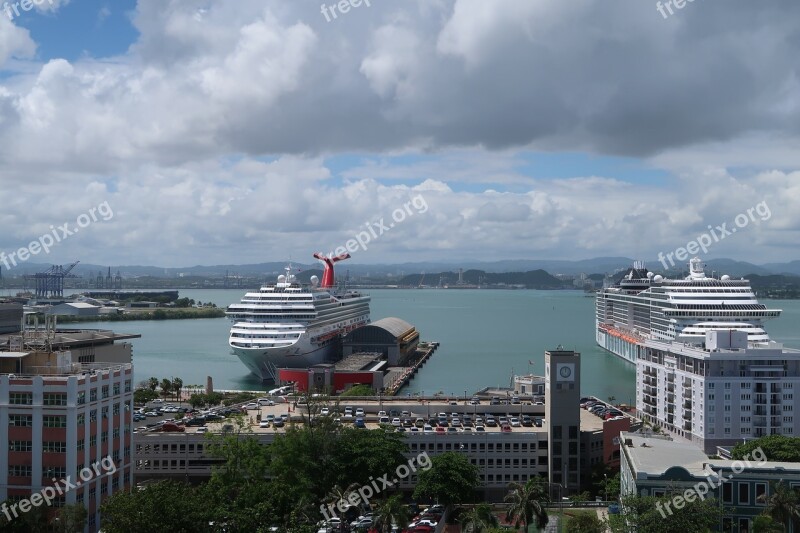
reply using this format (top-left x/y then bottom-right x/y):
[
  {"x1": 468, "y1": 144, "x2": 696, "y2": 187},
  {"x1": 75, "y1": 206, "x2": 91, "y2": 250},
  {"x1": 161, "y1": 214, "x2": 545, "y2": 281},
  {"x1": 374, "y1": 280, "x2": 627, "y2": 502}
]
[
  {"x1": 133, "y1": 388, "x2": 159, "y2": 404},
  {"x1": 607, "y1": 494, "x2": 722, "y2": 533},
  {"x1": 504, "y1": 478, "x2": 550, "y2": 531},
  {"x1": 758, "y1": 481, "x2": 800, "y2": 531},
  {"x1": 413, "y1": 452, "x2": 480, "y2": 506},
  {"x1": 148, "y1": 377, "x2": 158, "y2": 392},
  {"x1": 460, "y1": 503, "x2": 499, "y2": 533},
  {"x1": 373, "y1": 494, "x2": 410, "y2": 533},
  {"x1": 52, "y1": 504, "x2": 88, "y2": 533},
  {"x1": 172, "y1": 377, "x2": 183, "y2": 402},
  {"x1": 566, "y1": 510, "x2": 604, "y2": 533},
  {"x1": 159, "y1": 378, "x2": 172, "y2": 399},
  {"x1": 753, "y1": 514, "x2": 786, "y2": 533},
  {"x1": 100, "y1": 480, "x2": 210, "y2": 532},
  {"x1": 731, "y1": 435, "x2": 800, "y2": 462}
]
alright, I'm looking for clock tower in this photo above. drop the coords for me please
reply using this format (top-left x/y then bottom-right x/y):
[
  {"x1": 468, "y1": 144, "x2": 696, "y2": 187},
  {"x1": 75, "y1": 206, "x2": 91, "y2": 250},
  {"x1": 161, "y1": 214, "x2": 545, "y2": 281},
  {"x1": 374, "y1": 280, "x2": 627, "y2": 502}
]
[{"x1": 545, "y1": 347, "x2": 581, "y2": 493}]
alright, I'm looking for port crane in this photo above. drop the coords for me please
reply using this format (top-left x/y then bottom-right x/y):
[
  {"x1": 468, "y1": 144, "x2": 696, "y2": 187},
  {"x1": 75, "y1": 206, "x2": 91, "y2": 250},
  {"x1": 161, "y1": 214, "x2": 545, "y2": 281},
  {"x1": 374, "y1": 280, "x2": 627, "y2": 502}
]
[{"x1": 24, "y1": 261, "x2": 80, "y2": 298}]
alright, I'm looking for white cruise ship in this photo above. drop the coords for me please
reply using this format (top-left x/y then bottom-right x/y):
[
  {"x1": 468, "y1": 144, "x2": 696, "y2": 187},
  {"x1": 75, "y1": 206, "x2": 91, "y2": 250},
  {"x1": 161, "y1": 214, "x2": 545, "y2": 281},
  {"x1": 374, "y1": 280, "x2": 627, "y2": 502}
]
[
  {"x1": 596, "y1": 257, "x2": 782, "y2": 363},
  {"x1": 227, "y1": 253, "x2": 370, "y2": 381}
]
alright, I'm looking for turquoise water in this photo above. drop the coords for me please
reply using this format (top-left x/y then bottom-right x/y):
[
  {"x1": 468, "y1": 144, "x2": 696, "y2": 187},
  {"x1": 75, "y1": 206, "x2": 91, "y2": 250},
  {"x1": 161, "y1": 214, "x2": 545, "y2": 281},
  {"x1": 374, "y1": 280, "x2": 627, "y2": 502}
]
[{"x1": 64, "y1": 290, "x2": 800, "y2": 402}]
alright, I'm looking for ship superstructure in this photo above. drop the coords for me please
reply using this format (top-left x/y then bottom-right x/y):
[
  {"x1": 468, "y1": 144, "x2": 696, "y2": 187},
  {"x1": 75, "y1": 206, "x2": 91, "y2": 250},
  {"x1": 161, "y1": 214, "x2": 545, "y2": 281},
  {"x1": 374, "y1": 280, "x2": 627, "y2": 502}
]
[
  {"x1": 596, "y1": 257, "x2": 781, "y2": 362},
  {"x1": 227, "y1": 253, "x2": 370, "y2": 380}
]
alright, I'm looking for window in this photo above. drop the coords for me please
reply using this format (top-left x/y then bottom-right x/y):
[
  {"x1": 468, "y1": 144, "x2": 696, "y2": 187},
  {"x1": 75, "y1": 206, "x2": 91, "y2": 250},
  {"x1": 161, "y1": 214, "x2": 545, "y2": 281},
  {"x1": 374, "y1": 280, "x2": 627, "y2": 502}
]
[
  {"x1": 90, "y1": 410, "x2": 97, "y2": 422},
  {"x1": 723, "y1": 483, "x2": 733, "y2": 503},
  {"x1": 77, "y1": 391, "x2": 85, "y2": 405},
  {"x1": 43, "y1": 393, "x2": 67, "y2": 406},
  {"x1": 10, "y1": 441, "x2": 32, "y2": 452},
  {"x1": 102, "y1": 385, "x2": 109, "y2": 399},
  {"x1": 9, "y1": 415, "x2": 32, "y2": 427},
  {"x1": 9, "y1": 392, "x2": 32, "y2": 405},
  {"x1": 90, "y1": 389, "x2": 97, "y2": 402},
  {"x1": 124, "y1": 380, "x2": 132, "y2": 393},
  {"x1": 43, "y1": 416, "x2": 67, "y2": 428},
  {"x1": 77, "y1": 414, "x2": 85, "y2": 425},
  {"x1": 91, "y1": 435, "x2": 97, "y2": 447},
  {"x1": 9, "y1": 465, "x2": 32, "y2": 477},
  {"x1": 101, "y1": 431, "x2": 109, "y2": 443},
  {"x1": 755, "y1": 483, "x2": 767, "y2": 505},
  {"x1": 113, "y1": 383, "x2": 120, "y2": 395},
  {"x1": 113, "y1": 428, "x2": 120, "y2": 438},
  {"x1": 43, "y1": 441, "x2": 67, "y2": 453},
  {"x1": 102, "y1": 407, "x2": 109, "y2": 419},
  {"x1": 739, "y1": 483, "x2": 750, "y2": 505},
  {"x1": 77, "y1": 439, "x2": 85, "y2": 451}
]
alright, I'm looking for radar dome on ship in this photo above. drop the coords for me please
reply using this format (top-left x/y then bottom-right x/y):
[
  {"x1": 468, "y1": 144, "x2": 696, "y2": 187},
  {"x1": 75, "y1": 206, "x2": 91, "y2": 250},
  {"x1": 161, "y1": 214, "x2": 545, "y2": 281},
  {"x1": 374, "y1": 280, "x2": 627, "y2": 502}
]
[
  {"x1": 653, "y1": 274, "x2": 663, "y2": 282},
  {"x1": 277, "y1": 274, "x2": 286, "y2": 282},
  {"x1": 310, "y1": 275, "x2": 319, "y2": 286},
  {"x1": 721, "y1": 274, "x2": 731, "y2": 281},
  {"x1": 647, "y1": 272, "x2": 654, "y2": 279}
]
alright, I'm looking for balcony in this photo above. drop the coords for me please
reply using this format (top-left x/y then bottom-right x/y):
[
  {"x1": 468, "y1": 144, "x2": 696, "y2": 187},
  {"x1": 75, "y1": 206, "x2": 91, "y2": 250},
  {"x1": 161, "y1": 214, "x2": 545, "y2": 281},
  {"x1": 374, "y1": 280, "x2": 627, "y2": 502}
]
[
  {"x1": 755, "y1": 407, "x2": 767, "y2": 416},
  {"x1": 770, "y1": 417, "x2": 782, "y2": 427},
  {"x1": 683, "y1": 421, "x2": 692, "y2": 431},
  {"x1": 755, "y1": 394, "x2": 767, "y2": 404},
  {"x1": 771, "y1": 395, "x2": 781, "y2": 404},
  {"x1": 683, "y1": 409, "x2": 693, "y2": 419},
  {"x1": 683, "y1": 390, "x2": 693, "y2": 399},
  {"x1": 683, "y1": 400, "x2": 692, "y2": 409},
  {"x1": 753, "y1": 417, "x2": 767, "y2": 428},
  {"x1": 666, "y1": 384, "x2": 675, "y2": 393}
]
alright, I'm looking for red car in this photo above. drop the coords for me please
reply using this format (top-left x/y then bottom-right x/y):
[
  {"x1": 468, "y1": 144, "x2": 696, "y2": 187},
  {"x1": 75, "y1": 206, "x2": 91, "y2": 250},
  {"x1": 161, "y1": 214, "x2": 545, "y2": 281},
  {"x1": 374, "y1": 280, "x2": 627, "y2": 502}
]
[{"x1": 160, "y1": 422, "x2": 185, "y2": 432}]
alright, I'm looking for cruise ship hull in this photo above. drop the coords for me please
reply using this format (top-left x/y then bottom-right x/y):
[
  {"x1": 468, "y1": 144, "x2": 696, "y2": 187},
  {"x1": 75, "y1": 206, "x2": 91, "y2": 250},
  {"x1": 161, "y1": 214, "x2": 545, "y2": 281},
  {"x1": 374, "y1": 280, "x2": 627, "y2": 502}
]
[
  {"x1": 595, "y1": 322, "x2": 645, "y2": 364},
  {"x1": 232, "y1": 333, "x2": 339, "y2": 382}
]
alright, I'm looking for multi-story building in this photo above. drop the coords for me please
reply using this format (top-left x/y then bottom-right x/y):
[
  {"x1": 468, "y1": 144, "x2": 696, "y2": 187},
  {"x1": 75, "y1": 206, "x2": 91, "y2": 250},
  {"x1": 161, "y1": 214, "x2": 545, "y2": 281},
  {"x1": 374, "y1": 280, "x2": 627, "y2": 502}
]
[
  {"x1": 637, "y1": 329, "x2": 800, "y2": 453},
  {"x1": 0, "y1": 353, "x2": 134, "y2": 531},
  {"x1": 620, "y1": 431, "x2": 800, "y2": 532}
]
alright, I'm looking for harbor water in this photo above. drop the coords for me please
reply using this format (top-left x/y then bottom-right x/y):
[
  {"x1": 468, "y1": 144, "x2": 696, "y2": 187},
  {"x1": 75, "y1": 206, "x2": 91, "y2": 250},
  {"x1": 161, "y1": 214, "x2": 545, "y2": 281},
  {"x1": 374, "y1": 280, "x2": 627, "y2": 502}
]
[{"x1": 60, "y1": 289, "x2": 800, "y2": 401}]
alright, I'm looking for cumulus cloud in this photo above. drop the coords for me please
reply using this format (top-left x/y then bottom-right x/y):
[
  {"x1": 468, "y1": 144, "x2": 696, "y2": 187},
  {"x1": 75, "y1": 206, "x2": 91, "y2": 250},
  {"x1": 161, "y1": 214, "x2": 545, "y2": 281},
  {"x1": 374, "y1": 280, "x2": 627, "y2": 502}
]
[{"x1": 0, "y1": 0, "x2": 797, "y2": 268}]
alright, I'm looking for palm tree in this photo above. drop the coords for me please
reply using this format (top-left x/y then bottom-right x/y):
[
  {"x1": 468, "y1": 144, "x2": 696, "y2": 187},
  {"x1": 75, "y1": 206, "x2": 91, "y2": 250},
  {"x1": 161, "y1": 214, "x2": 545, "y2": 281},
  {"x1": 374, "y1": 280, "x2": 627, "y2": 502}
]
[
  {"x1": 460, "y1": 503, "x2": 499, "y2": 533},
  {"x1": 505, "y1": 478, "x2": 550, "y2": 531},
  {"x1": 148, "y1": 377, "x2": 158, "y2": 392},
  {"x1": 607, "y1": 395, "x2": 616, "y2": 406},
  {"x1": 324, "y1": 483, "x2": 361, "y2": 530},
  {"x1": 172, "y1": 377, "x2": 183, "y2": 403},
  {"x1": 159, "y1": 378, "x2": 172, "y2": 399},
  {"x1": 374, "y1": 494, "x2": 409, "y2": 532},
  {"x1": 758, "y1": 481, "x2": 800, "y2": 531}
]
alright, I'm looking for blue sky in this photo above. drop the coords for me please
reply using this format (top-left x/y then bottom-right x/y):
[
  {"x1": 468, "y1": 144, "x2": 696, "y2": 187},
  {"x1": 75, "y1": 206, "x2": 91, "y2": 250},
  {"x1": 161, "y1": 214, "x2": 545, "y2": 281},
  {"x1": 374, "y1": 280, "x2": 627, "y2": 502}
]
[{"x1": 0, "y1": 0, "x2": 797, "y2": 269}]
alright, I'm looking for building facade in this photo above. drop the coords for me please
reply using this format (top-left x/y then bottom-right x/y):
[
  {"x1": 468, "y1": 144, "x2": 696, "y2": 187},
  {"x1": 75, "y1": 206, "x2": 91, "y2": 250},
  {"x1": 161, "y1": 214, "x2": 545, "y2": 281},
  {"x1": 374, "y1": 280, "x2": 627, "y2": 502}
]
[
  {"x1": 0, "y1": 359, "x2": 134, "y2": 532},
  {"x1": 637, "y1": 330, "x2": 800, "y2": 453}
]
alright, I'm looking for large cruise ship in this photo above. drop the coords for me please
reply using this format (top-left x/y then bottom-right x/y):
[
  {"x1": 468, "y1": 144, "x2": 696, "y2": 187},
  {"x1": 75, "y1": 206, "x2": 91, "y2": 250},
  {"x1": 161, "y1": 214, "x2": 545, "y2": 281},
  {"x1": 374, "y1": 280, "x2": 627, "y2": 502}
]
[
  {"x1": 227, "y1": 253, "x2": 370, "y2": 381},
  {"x1": 596, "y1": 257, "x2": 782, "y2": 363}
]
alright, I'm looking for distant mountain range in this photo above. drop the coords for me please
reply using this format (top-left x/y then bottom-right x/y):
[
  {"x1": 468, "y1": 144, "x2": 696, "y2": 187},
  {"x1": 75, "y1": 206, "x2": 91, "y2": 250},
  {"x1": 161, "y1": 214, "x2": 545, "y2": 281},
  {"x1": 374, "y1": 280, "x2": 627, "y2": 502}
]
[{"x1": 2, "y1": 257, "x2": 800, "y2": 279}]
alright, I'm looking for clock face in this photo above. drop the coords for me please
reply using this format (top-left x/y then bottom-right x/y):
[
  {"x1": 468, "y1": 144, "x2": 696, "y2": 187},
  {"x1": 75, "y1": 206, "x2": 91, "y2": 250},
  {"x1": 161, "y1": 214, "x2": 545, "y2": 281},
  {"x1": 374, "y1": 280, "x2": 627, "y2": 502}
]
[{"x1": 556, "y1": 363, "x2": 575, "y2": 382}]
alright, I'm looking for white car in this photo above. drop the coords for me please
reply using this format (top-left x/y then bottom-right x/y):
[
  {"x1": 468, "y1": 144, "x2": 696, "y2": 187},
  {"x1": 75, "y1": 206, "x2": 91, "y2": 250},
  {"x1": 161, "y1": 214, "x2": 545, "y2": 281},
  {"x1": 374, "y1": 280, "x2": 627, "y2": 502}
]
[
  {"x1": 320, "y1": 407, "x2": 330, "y2": 416},
  {"x1": 244, "y1": 403, "x2": 259, "y2": 410},
  {"x1": 259, "y1": 420, "x2": 270, "y2": 428},
  {"x1": 196, "y1": 427, "x2": 208, "y2": 433},
  {"x1": 378, "y1": 410, "x2": 387, "y2": 417},
  {"x1": 355, "y1": 408, "x2": 365, "y2": 417},
  {"x1": 510, "y1": 417, "x2": 521, "y2": 427},
  {"x1": 257, "y1": 398, "x2": 275, "y2": 406},
  {"x1": 391, "y1": 418, "x2": 402, "y2": 427}
]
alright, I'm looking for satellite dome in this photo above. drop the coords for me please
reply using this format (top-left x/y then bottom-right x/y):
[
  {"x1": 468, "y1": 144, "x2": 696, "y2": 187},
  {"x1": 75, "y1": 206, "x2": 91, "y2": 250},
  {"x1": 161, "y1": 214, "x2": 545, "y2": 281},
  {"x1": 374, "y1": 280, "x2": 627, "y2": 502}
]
[
  {"x1": 277, "y1": 274, "x2": 286, "y2": 282},
  {"x1": 310, "y1": 275, "x2": 319, "y2": 286},
  {"x1": 721, "y1": 274, "x2": 731, "y2": 281},
  {"x1": 647, "y1": 271, "x2": 654, "y2": 279},
  {"x1": 653, "y1": 274, "x2": 663, "y2": 282}
]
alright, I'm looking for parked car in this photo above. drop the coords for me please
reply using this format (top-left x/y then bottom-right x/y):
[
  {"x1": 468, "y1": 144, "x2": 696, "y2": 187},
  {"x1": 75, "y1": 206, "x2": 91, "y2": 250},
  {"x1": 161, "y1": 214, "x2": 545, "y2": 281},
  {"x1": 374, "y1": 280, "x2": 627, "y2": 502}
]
[
  {"x1": 160, "y1": 422, "x2": 185, "y2": 433},
  {"x1": 475, "y1": 425, "x2": 485, "y2": 432},
  {"x1": 273, "y1": 419, "x2": 285, "y2": 428},
  {"x1": 501, "y1": 424, "x2": 512, "y2": 433},
  {"x1": 320, "y1": 407, "x2": 330, "y2": 416},
  {"x1": 354, "y1": 418, "x2": 366, "y2": 428},
  {"x1": 355, "y1": 408, "x2": 365, "y2": 417},
  {"x1": 185, "y1": 417, "x2": 206, "y2": 427},
  {"x1": 510, "y1": 417, "x2": 521, "y2": 427},
  {"x1": 244, "y1": 402, "x2": 259, "y2": 410}
]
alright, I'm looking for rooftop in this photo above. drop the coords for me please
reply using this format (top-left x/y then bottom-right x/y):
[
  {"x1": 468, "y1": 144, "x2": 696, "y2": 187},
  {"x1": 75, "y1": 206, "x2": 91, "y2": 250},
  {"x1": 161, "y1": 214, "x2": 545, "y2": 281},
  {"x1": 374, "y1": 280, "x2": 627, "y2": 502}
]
[{"x1": 621, "y1": 432, "x2": 709, "y2": 478}]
